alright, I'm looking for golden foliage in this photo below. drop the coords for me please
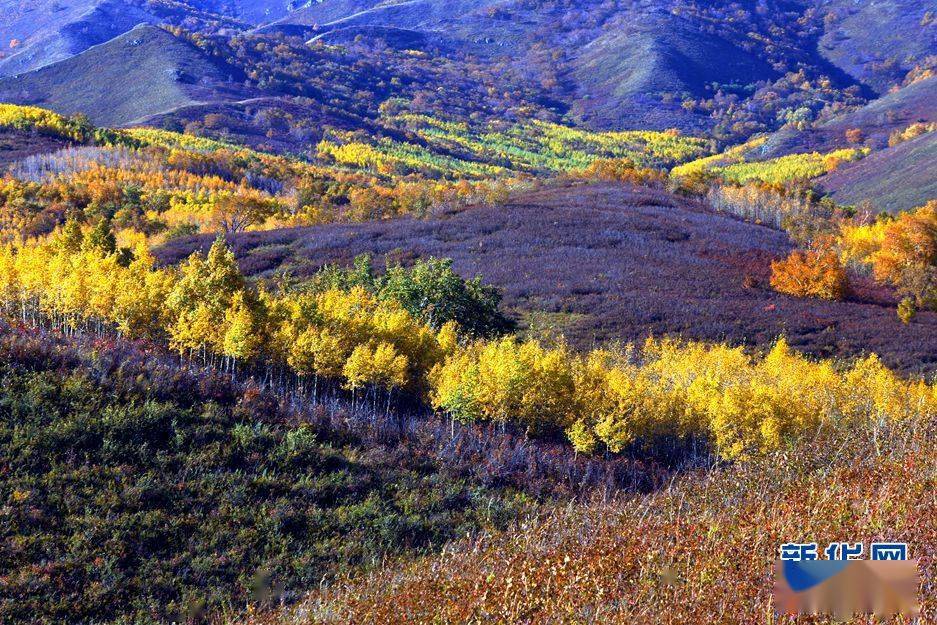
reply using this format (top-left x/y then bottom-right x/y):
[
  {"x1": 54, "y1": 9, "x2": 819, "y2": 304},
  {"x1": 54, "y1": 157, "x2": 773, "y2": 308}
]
[
  {"x1": 872, "y1": 202, "x2": 937, "y2": 308},
  {"x1": 1, "y1": 222, "x2": 934, "y2": 462},
  {"x1": 429, "y1": 336, "x2": 936, "y2": 460},
  {"x1": 770, "y1": 250, "x2": 848, "y2": 300}
]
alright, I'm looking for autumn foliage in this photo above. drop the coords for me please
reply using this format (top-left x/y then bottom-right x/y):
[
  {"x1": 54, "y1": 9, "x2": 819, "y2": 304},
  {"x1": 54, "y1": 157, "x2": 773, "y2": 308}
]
[
  {"x1": 273, "y1": 416, "x2": 936, "y2": 625},
  {"x1": 872, "y1": 201, "x2": 937, "y2": 309},
  {"x1": 770, "y1": 249, "x2": 848, "y2": 300},
  {"x1": 431, "y1": 336, "x2": 936, "y2": 460},
  {"x1": 2, "y1": 224, "x2": 934, "y2": 464}
]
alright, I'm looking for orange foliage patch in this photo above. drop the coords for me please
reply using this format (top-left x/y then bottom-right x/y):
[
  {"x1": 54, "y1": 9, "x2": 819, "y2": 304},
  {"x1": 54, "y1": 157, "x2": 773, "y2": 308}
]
[{"x1": 770, "y1": 250, "x2": 848, "y2": 300}]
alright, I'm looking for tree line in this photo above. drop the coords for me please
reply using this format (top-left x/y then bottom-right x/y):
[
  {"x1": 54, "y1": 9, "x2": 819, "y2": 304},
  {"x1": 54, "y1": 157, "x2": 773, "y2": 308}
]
[{"x1": 1, "y1": 223, "x2": 934, "y2": 461}]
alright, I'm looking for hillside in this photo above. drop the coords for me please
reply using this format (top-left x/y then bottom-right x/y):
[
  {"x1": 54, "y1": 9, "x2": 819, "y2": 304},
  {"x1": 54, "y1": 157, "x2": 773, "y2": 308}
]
[
  {"x1": 269, "y1": 409, "x2": 936, "y2": 624},
  {"x1": 0, "y1": 2, "x2": 935, "y2": 624},
  {"x1": 0, "y1": 127, "x2": 71, "y2": 167},
  {"x1": 0, "y1": 24, "x2": 250, "y2": 126},
  {"x1": 566, "y1": 15, "x2": 777, "y2": 130},
  {"x1": 818, "y1": 131, "x2": 937, "y2": 213},
  {"x1": 818, "y1": 0, "x2": 936, "y2": 94},
  {"x1": 157, "y1": 182, "x2": 937, "y2": 374},
  {"x1": 266, "y1": 0, "x2": 871, "y2": 133},
  {"x1": 758, "y1": 76, "x2": 937, "y2": 158},
  {"x1": 1, "y1": 0, "x2": 931, "y2": 137},
  {"x1": 0, "y1": 320, "x2": 570, "y2": 624},
  {"x1": 0, "y1": 0, "x2": 157, "y2": 78}
]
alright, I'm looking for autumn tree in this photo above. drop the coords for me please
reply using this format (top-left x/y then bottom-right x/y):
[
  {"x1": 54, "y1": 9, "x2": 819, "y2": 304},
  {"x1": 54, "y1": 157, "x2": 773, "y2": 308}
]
[
  {"x1": 211, "y1": 193, "x2": 277, "y2": 235},
  {"x1": 56, "y1": 218, "x2": 84, "y2": 254},
  {"x1": 222, "y1": 290, "x2": 266, "y2": 367},
  {"x1": 167, "y1": 236, "x2": 246, "y2": 356},
  {"x1": 872, "y1": 202, "x2": 937, "y2": 310},
  {"x1": 84, "y1": 218, "x2": 117, "y2": 256},
  {"x1": 770, "y1": 250, "x2": 848, "y2": 300}
]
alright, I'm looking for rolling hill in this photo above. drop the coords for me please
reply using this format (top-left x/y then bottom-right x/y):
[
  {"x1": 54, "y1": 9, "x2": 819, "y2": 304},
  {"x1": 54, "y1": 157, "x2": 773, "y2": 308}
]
[
  {"x1": 0, "y1": 24, "x2": 250, "y2": 126},
  {"x1": 156, "y1": 182, "x2": 937, "y2": 374}
]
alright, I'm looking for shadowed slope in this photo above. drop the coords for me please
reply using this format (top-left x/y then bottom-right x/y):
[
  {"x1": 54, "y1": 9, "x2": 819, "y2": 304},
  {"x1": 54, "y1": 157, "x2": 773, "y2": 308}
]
[
  {"x1": 0, "y1": 0, "x2": 157, "y2": 78},
  {"x1": 567, "y1": 17, "x2": 776, "y2": 130},
  {"x1": 0, "y1": 24, "x2": 249, "y2": 126}
]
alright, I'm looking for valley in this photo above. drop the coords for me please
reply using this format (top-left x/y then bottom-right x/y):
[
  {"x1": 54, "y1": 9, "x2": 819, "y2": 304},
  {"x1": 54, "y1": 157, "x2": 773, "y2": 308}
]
[{"x1": 0, "y1": 1, "x2": 934, "y2": 623}]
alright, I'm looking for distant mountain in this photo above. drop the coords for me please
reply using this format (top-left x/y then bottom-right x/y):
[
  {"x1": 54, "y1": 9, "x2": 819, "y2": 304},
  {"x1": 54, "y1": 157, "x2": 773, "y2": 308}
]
[
  {"x1": 0, "y1": 0, "x2": 934, "y2": 142},
  {"x1": 269, "y1": 0, "x2": 786, "y2": 131},
  {"x1": 211, "y1": 0, "x2": 297, "y2": 24},
  {"x1": 818, "y1": 0, "x2": 936, "y2": 94},
  {"x1": 268, "y1": 0, "x2": 469, "y2": 30},
  {"x1": 0, "y1": 0, "x2": 303, "y2": 80},
  {"x1": 0, "y1": 24, "x2": 250, "y2": 126},
  {"x1": 0, "y1": 0, "x2": 157, "y2": 78}
]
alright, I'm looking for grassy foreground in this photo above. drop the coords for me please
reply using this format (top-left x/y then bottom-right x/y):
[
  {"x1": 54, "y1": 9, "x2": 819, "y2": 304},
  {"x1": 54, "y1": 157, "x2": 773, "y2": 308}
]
[{"x1": 260, "y1": 416, "x2": 935, "y2": 624}]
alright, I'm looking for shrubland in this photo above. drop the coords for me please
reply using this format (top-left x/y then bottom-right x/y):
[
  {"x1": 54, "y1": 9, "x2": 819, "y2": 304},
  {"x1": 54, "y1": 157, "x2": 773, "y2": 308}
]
[
  {"x1": 1, "y1": 226, "x2": 934, "y2": 465},
  {"x1": 270, "y1": 403, "x2": 935, "y2": 624},
  {"x1": 0, "y1": 322, "x2": 538, "y2": 625}
]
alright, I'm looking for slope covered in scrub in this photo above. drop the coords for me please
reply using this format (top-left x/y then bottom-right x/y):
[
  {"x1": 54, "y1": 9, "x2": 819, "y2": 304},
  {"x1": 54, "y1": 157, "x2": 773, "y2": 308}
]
[
  {"x1": 819, "y1": 131, "x2": 937, "y2": 213},
  {"x1": 0, "y1": 321, "x2": 551, "y2": 624},
  {"x1": 271, "y1": 410, "x2": 936, "y2": 624},
  {"x1": 566, "y1": 16, "x2": 776, "y2": 130},
  {"x1": 757, "y1": 76, "x2": 937, "y2": 158},
  {"x1": 157, "y1": 182, "x2": 937, "y2": 374}
]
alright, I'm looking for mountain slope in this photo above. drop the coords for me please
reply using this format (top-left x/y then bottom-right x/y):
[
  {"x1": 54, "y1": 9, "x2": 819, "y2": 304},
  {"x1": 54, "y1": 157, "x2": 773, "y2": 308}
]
[
  {"x1": 0, "y1": 0, "x2": 157, "y2": 78},
  {"x1": 566, "y1": 16, "x2": 777, "y2": 130},
  {"x1": 0, "y1": 24, "x2": 249, "y2": 127},
  {"x1": 818, "y1": 0, "x2": 936, "y2": 93},
  {"x1": 758, "y1": 76, "x2": 937, "y2": 158},
  {"x1": 818, "y1": 131, "x2": 937, "y2": 213}
]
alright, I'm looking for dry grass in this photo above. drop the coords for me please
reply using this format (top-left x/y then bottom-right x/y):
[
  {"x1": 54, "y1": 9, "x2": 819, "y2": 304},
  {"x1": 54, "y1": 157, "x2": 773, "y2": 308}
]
[{"x1": 258, "y1": 418, "x2": 935, "y2": 624}]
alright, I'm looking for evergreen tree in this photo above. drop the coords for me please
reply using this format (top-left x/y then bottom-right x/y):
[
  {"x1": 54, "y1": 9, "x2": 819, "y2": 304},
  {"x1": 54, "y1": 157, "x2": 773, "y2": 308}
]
[{"x1": 85, "y1": 218, "x2": 117, "y2": 256}]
